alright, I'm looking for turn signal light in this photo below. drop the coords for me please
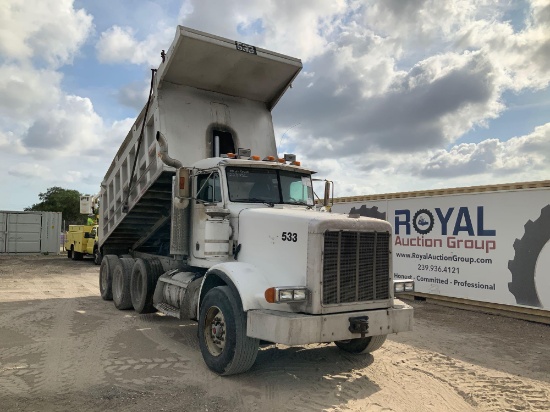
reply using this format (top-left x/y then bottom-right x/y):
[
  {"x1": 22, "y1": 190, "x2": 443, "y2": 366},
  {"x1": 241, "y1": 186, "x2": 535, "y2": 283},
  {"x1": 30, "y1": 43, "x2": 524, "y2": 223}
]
[
  {"x1": 292, "y1": 161, "x2": 301, "y2": 166},
  {"x1": 263, "y1": 156, "x2": 276, "y2": 161},
  {"x1": 251, "y1": 155, "x2": 261, "y2": 161},
  {"x1": 278, "y1": 158, "x2": 285, "y2": 163},
  {"x1": 265, "y1": 288, "x2": 276, "y2": 303},
  {"x1": 227, "y1": 153, "x2": 236, "y2": 158}
]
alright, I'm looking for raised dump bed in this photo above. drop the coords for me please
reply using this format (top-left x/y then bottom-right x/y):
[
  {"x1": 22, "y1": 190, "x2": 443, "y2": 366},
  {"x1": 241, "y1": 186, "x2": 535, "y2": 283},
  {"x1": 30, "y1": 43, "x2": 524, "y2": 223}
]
[{"x1": 99, "y1": 26, "x2": 302, "y2": 255}]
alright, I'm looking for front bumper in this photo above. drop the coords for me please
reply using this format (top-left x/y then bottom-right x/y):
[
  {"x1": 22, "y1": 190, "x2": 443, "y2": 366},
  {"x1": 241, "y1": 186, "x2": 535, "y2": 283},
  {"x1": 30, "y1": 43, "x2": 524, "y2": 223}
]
[{"x1": 246, "y1": 299, "x2": 413, "y2": 345}]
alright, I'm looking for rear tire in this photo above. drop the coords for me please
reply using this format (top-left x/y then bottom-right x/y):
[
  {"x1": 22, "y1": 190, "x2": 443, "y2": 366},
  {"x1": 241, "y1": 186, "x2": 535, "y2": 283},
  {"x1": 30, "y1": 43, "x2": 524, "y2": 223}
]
[
  {"x1": 112, "y1": 258, "x2": 134, "y2": 310},
  {"x1": 67, "y1": 247, "x2": 73, "y2": 259},
  {"x1": 72, "y1": 248, "x2": 83, "y2": 261},
  {"x1": 335, "y1": 335, "x2": 387, "y2": 354},
  {"x1": 99, "y1": 255, "x2": 119, "y2": 301},
  {"x1": 131, "y1": 259, "x2": 162, "y2": 314},
  {"x1": 198, "y1": 286, "x2": 259, "y2": 375}
]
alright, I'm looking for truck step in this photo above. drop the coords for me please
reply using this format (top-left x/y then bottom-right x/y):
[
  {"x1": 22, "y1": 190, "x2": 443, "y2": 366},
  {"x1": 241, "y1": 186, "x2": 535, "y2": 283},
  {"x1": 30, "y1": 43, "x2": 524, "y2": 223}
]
[{"x1": 154, "y1": 302, "x2": 180, "y2": 319}]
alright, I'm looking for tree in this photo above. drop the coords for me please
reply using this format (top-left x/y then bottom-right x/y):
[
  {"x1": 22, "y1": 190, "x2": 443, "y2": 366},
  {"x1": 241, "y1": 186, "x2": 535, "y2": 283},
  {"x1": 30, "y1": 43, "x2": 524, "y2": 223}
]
[{"x1": 25, "y1": 187, "x2": 86, "y2": 225}]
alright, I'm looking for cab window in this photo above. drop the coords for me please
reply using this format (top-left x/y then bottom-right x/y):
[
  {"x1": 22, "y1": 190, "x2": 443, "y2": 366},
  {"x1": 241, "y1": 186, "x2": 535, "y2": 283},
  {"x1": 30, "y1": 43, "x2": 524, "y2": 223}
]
[{"x1": 197, "y1": 173, "x2": 221, "y2": 203}]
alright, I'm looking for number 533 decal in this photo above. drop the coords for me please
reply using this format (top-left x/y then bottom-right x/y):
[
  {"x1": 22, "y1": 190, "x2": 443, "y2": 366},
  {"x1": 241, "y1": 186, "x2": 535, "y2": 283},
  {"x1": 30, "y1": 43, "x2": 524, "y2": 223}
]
[{"x1": 281, "y1": 232, "x2": 298, "y2": 242}]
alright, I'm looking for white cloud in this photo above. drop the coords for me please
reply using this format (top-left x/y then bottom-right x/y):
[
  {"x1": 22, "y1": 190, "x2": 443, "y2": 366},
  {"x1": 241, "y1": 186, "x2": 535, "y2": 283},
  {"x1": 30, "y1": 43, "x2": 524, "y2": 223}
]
[
  {"x1": 411, "y1": 122, "x2": 550, "y2": 185},
  {"x1": 0, "y1": 0, "x2": 132, "y2": 206},
  {"x1": 0, "y1": 65, "x2": 62, "y2": 127},
  {"x1": 271, "y1": 0, "x2": 549, "y2": 169},
  {"x1": 8, "y1": 163, "x2": 52, "y2": 179},
  {"x1": 22, "y1": 95, "x2": 103, "y2": 155},
  {"x1": 96, "y1": 25, "x2": 174, "y2": 66},
  {"x1": 455, "y1": 16, "x2": 550, "y2": 91},
  {"x1": 0, "y1": 1, "x2": 100, "y2": 161},
  {"x1": 0, "y1": 130, "x2": 27, "y2": 155},
  {"x1": 0, "y1": 0, "x2": 92, "y2": 67},
  {"x1": 291, "y1": 122, "x2": 550, "y2": 197}
]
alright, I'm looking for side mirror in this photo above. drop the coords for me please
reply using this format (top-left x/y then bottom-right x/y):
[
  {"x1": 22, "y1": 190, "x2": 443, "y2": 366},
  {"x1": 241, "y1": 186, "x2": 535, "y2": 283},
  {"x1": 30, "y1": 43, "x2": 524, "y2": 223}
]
[
  {"x1": 323, "y1": 180, "x2": 333, "y2": 208},
  {"x1": 174, "y1": 167, "x2": 190, "y2": 209}
]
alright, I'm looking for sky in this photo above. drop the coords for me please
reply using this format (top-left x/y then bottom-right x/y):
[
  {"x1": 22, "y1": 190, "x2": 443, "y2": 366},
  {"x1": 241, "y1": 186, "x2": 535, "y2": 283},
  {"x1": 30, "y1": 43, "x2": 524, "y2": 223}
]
[{"x1": 1, "y1": 0, "x2": 549, "y2": 210}]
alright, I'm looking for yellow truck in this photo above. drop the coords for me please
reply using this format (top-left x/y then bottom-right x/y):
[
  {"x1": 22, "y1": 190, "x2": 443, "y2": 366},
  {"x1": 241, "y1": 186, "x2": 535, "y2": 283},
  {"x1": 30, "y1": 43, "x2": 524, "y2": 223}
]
[{"x1": 64, "y1": 224, "x2": 101, "y2": 264}]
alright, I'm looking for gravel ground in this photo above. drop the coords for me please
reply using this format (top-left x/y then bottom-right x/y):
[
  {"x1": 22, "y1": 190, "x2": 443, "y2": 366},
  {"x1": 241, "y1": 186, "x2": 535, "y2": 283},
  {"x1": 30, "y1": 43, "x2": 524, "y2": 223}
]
[{"x1": 0, "y1": 254, "x2": 549, "y2": 411}]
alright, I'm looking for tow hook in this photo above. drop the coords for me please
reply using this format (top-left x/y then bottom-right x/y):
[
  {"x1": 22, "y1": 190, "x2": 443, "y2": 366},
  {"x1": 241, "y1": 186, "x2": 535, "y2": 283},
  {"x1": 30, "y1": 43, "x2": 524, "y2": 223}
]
[{"x1": 348, "y1": 316, "x2": 369, "y2": 338}]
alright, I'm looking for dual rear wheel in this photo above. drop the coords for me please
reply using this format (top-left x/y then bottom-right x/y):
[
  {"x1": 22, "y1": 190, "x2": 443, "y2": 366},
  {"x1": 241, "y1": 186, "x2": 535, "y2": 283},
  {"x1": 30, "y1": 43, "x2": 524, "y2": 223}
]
[{"x1": 99, "y1": 255, "x2": 162, "y2": 313}]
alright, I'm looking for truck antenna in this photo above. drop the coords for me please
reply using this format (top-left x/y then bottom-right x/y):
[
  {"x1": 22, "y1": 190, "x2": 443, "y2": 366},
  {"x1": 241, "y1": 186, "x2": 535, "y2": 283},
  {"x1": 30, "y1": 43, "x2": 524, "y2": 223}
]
[{"x1": 277, "y1": 122, "x2": 300, "y2": 152}]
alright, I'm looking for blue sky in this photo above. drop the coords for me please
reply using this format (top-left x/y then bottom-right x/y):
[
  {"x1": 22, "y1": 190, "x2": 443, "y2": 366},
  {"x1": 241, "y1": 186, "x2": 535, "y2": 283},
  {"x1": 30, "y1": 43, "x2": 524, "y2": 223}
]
[{"x1": 1, "y1": 0, "x2": 549, "y2": 210}]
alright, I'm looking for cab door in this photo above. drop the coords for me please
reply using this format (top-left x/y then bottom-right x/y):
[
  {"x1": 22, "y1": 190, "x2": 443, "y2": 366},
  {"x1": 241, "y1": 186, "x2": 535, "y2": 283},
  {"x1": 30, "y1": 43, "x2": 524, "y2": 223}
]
[{"x1": 190, "y1": 171, "x2": 230, "y2": 265}]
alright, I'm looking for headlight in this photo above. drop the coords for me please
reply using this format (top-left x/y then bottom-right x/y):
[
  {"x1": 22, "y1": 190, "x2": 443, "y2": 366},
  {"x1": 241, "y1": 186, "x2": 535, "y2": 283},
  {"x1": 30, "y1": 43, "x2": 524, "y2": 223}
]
[
  {"x1": 292, "y1": 289, "x2": 307, "y2": 301},
  {"x1": 394, "y1": 279, "x2": 414, "y2": 294},
  {"x1": 265, "y1": 287, "x2": 308, "y2": 303},
  {"x1": 279, "y1": 289, "x2": 294, "y2": 301}
]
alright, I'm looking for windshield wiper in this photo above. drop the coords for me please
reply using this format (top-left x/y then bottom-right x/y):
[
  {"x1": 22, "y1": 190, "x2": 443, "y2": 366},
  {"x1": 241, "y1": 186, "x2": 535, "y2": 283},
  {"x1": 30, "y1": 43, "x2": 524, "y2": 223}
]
[
  {"x1": 247, "y1": 198, "x2": 275, "y2": 207},
  {"x1": 286, "y1": 200, "x2": 312, "y2": 209}
]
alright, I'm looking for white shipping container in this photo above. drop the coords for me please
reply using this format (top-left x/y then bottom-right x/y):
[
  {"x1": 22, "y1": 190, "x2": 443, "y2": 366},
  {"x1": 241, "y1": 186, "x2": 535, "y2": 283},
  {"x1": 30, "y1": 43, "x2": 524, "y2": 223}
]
[
  {"x1": 332, "y1": 181, "x2": 550, "y2": 312},
  {"x1": 0, "y1": 211, "x2": 62, "y2": 254}
]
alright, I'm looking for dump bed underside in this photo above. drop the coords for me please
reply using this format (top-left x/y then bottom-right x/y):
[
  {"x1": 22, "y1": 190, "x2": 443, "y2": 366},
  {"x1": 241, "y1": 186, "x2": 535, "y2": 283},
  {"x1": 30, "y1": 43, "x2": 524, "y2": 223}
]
[{"x1": 101, "y1": 171, "x2": 173, "y2": 254}]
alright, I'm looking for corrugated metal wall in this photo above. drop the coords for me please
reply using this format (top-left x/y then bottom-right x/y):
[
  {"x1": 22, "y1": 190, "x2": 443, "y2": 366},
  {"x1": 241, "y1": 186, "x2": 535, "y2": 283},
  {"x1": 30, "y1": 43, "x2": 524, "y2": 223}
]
[{"x1": 0, "y1": 211, "x2": 62, "y2": 254}]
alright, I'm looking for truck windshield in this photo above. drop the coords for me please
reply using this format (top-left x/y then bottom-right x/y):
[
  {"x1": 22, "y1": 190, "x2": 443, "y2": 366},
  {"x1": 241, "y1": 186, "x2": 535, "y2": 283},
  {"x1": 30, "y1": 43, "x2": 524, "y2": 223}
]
[{"x1": 226, "y1": 167, "x2": 314, "y2": 205}]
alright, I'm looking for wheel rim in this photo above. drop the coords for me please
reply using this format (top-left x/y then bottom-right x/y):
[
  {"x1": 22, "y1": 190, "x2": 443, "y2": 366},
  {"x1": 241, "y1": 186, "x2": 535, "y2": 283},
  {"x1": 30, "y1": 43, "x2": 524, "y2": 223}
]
[{"x1": 204, "y1": 306, "x2": 226, "y2": 356}]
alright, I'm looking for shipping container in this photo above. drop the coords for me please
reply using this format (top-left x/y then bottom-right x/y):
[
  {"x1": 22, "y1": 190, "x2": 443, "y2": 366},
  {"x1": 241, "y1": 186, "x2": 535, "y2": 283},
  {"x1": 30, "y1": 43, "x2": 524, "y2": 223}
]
[{"x1": 0, "y1": 211, "x2": 62, "y2": 254}]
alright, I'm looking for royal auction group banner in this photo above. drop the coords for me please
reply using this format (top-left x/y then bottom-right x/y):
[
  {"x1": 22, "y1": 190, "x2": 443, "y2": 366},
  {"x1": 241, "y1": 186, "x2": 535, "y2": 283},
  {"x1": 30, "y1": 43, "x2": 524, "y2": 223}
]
[{"x1": 332, "y1": 187, "x2": 550, "y2": 311}]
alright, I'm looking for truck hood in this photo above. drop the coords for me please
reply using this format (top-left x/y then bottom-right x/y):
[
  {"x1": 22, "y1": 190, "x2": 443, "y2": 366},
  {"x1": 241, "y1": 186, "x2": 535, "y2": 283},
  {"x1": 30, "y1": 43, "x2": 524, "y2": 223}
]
[
  {"x1": 238, "y1": 207, "x2": 391, "y2": 235},
  {"x1": 234, "y1": 207, "x2": 392, "y2": 302}
]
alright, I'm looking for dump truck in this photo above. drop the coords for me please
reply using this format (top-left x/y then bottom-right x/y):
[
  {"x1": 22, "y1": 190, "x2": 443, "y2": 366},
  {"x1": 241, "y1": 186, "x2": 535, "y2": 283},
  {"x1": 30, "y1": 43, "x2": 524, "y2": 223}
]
[{"x1": 98, "y1": 26, "x2": 414, "y2": 375}]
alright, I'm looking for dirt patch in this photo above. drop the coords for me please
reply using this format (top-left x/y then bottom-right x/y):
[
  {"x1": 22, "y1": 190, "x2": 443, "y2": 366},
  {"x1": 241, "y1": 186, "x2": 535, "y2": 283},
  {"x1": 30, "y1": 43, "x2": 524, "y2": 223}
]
[{"x1": 0, "y1": 255, "x2": 549, "y2": 411}]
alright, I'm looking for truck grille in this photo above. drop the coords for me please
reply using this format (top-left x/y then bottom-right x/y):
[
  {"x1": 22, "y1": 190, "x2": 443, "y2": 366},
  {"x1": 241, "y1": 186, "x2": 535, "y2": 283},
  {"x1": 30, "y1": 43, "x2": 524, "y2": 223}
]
[{"x1": 322, "y1": 231, "x2": 390, "y2": 305}]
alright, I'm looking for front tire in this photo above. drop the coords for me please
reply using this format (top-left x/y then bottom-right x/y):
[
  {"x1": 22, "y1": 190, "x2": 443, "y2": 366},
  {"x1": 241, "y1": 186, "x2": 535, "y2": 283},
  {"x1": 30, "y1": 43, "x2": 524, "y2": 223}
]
[
  {"x1": 67, "y1": 247, "x2": 73, "y2": 259},
  {"x1": 198, "y1": 286, "x2": 259, "y2": 375},
  {"x1": 335, "y1": 335, "x2": 387, "y2": 354}
]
